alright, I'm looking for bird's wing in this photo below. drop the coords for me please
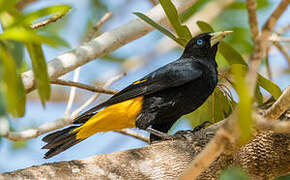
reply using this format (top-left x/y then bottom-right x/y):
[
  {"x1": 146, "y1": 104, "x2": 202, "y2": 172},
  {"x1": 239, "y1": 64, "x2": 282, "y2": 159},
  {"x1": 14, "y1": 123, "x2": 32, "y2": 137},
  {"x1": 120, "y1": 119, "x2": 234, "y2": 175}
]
[{"x1": 73, "y1": 59, "x2": 202, "y2": 123}]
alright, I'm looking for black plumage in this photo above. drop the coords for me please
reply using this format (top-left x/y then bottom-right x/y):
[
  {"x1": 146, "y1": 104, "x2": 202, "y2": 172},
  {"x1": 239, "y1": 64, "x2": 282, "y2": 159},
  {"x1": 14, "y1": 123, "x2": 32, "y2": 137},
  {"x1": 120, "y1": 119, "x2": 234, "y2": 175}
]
[{"x1": 42, "y1": 32, "x2": 231, "y2": 158}]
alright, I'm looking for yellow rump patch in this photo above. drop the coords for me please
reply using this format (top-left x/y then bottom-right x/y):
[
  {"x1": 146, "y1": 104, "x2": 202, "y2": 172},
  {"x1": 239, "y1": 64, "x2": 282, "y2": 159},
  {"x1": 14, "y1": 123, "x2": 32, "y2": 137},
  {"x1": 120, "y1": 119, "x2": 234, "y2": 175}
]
[
  {"x1": 132, "y1": 79, "x2": 147, "y2": 85},
  {"x1": 74, "y1": 96, "x2": 143, "y2": 140}
]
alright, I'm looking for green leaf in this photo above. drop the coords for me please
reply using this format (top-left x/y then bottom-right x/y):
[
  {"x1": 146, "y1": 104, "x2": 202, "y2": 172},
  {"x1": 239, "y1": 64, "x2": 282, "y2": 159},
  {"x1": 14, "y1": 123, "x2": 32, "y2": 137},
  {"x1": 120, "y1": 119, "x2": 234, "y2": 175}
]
[
  {"x1": 197, "y1": 21, "x2": 214, "y2": 32},
  {"x1": 180, "y1": 0, "x2": 208, "y2": 22},
  {"x1": 227, "y1": 0, "x2": 270, "y2": 10},
  {"x1": 255, "y1": 86, "x2": 263, "y2": 106},
  {"x1": 257, "y1": 74, "x2": 282, "y2": 99},
  {"x1": 24, "y1": 4, "x2": 71, "y2": 25},
  {"x1": 186, "y1": 88, "x2": 234, "y2": 127},
  {"x1": 26, "y1": 43, "x2": 51, "y2": 106},
  {"x1": 0, "y1": 43, "x2": 26, "y2": 117},
  {"x1": 11, "y1": 140, "x2": 27, "y2": 149},
  {"x1": 231, "y1": 64, "x2": 253, "y2": 143},
  {"x1": 159, "y1": 0, "x2": 192, "y2": 41},
  {"x1": 0, "y1": 27, "x2": 62, "y2": 47},
  {"x1": 134, "y1": 12, "x2": 186, "y2": 46},
  {"x1": 219, "y1": 167, "x2": 249, "y2": 180},
  {"x1": 218, "y1": 42, "x2": 247, "y2": 66}
]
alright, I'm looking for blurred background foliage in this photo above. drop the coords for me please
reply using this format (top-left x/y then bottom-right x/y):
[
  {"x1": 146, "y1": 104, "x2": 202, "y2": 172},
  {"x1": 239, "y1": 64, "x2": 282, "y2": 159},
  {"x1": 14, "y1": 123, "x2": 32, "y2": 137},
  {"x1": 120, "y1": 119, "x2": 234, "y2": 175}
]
[{"x1": 0, "y1": 0, "x2": 289, "y2": 178}]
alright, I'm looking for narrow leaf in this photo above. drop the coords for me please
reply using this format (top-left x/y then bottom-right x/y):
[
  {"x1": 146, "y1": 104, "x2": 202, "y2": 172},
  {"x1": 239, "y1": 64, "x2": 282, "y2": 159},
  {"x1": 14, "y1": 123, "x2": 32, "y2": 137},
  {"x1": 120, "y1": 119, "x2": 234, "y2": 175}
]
[
  {"x1": 134, "y1": 12, "x2": 186, "y2": 46},
  {"x1": 0, "y1": 27, "x2": 64, "y2": 47},
  {"x1": 24, "y1": 4, "x2": 71, "y2": 24},
  {"x1": 159, "y1": 0, "x2": 192, "y2": 41},
  {"x1": 0, "y1": 44, "x2": 26, "y2": 117},
  {"x1": 257, "y1": 74, "x2": 282, "y2": 99},
  {"x1": 26, "y1": 43, "x2": 51, "y2": 106},
  {"x1": 196, "y1": 21, "x2": 214, "y2": 32},
  {"x1": 231, "y1": 64, "x2": 253, "y2": 143}
]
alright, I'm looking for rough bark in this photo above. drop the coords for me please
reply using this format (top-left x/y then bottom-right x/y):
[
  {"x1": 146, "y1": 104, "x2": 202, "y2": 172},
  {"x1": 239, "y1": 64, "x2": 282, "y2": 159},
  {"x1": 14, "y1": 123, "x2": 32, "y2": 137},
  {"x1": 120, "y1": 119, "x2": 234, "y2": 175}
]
[{"x1": 1, "y1": 116, "x2": 289, "y2": 180}]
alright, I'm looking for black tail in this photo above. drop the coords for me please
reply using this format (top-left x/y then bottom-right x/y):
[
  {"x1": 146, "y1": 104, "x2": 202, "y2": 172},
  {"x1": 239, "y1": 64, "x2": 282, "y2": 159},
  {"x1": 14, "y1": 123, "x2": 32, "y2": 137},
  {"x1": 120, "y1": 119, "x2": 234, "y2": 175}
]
[{"x1": 42, "y1": 126, "x2": 84, "y2": 159}]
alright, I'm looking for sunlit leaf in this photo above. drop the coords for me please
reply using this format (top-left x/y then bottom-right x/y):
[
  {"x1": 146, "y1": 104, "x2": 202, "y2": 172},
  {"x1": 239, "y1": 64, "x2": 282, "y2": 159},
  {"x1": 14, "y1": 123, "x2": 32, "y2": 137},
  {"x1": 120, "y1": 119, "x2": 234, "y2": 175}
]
[
  {"x1": 26, "y1": 43, "x2": 51, "y2": 106},
  {"x1": 180, "y1": 0, "x2": 208, "y2": 22},
  {"x1": 159, "y1": 0, "x2": 192, "y2": 41},
  {"x1": 219, "y1": 167, "x2": 249, "y2": 180},
  {"x1": 231, "y1": 64, "x2": 253, "y2": 143},
  {"x1": 218, "y1": 42, "x2": 247, "y2": 65},
  {"x1": 257, "y1": 74, "x2": 282, "y2": 99},
  {"x1": 24, "y1": 4, "x2": 71, "y2": 25},
  {"x1": 0, "y1": 27, "x2": 62, "y2": 47},
  {"x1": 11, "y1": 140, "x2": 27, "y2": 149},
  {"x1": 0, "y1": 44, "x2": 26, "y2": 117},
  {"x1": 197, "y1": 21, "x2": 214, "y2": 32},
  {"x1": 186, "y1": 88, "x2": 234, "y2": 127},
  {"x1": 227, "y1": 0, "x2": 270, "y2": 10},
  {"x1": 134, "y1": 12, "x2": 186, "y2": 46}
]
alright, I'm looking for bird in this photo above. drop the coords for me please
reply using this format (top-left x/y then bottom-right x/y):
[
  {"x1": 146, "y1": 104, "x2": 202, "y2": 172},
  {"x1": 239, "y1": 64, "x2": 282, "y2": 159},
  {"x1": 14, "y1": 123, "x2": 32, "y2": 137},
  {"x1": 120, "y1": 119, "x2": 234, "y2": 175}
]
[{"x1": 42, "y1": 31, "x2": 232, "y2": 159}]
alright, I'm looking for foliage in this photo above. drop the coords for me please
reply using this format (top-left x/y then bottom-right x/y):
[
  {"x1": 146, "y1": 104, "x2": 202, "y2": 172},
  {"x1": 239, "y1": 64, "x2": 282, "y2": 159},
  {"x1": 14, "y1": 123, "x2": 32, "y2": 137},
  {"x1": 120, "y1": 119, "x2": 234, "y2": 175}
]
[
  {"x1": 0, "y1": 3, "x2": 70, "y2": 117},
  {"x1": 219, "y1": 167, "x2": 249, "y2": 180}
]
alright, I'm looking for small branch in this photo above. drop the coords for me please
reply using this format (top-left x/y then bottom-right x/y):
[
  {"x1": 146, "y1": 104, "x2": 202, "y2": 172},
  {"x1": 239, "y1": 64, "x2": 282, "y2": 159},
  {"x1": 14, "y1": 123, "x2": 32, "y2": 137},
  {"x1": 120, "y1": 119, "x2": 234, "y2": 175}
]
[
  {"x1": 265, "y1": 46, "x2": 272, "y2": 79},
  {"x1": 117, "y1": 129, "x2": 150, "y2": 143},
  {"x1": 246, "y1": 0, "x2": 288, "y2": 97},
  {"x1": 3, "y1": 73, "x2": 125, "y2": 141},
  {"x1": 83, "y1": 12, "x2": 112, "y2": 42},
  {"x1": 71, "y1": 73, "x2": 125, "y2": 117},
  {"x1": 246, "y1": 0, "x2": 259, "y2": 42},
  {"x1": 50, "y1": 78, "x2": 118, "y2": 95},
  {"x1": 272, "y1": 41, "x2": 290, "y2": 65},
  {"x1": 264, "y1": 86, "x2": 290, "y2": 120},
  {"x1": 31, "y1": 13, "x2": 66, "y2": 29},
  {"x1": 255, "y1": 114, "x2": 290, "y2": 133},
  {"x1": 148, "y1": 0, "x2": 158, "y2": 6},
  {"x1": 64, "y1": 67, "x2": 80, "y2": 116}
]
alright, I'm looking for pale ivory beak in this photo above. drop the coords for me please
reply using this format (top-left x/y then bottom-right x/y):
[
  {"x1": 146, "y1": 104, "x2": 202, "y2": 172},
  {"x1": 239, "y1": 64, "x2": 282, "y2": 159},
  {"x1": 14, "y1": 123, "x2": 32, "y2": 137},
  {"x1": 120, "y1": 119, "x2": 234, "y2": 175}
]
[{"x1": 209, "y1": 31, "x2": 233, "y2": 47}]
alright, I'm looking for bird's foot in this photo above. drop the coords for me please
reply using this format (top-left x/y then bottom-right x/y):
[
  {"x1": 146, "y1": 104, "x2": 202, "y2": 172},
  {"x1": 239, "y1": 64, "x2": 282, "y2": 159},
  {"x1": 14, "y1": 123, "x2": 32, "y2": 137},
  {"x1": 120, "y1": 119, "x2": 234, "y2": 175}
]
[{"x1": 173, "y1": 121, "x2": 212, "y2": 139}]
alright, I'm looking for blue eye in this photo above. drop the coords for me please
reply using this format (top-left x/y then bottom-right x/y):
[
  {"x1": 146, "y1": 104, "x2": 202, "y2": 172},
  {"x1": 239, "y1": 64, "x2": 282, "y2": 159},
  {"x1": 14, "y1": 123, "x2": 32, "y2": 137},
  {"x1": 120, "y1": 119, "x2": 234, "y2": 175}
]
[{"x1": 197, "y1": 39, "x2": 203, "y2": 45}]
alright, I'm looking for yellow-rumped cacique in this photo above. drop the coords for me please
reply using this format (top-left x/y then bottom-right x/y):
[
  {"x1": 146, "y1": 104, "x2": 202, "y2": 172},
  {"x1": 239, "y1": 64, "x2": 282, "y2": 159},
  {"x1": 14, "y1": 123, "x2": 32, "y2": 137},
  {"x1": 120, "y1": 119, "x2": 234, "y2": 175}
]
[{"x1": 42, "y1": 31, "x2": 232, "y2": 159}]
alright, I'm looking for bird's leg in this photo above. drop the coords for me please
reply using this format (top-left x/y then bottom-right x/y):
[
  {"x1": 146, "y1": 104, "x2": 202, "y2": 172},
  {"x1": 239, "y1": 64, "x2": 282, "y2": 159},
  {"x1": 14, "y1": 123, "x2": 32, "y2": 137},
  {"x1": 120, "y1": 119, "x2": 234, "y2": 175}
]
[
  {"x1": 145, "y1": 127, "x2": 173, "y2": 140},
  {"x1": 173, "y1": 121, "x2": 212, "y2": 138}
]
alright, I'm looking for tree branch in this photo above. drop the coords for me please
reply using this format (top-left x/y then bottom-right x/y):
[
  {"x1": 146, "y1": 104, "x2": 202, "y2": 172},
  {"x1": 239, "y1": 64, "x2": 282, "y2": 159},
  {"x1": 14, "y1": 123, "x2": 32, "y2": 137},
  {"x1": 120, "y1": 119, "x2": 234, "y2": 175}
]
[
  {"x1": 50, "y1": 78, "x2": 118, "y2": 94},
  {"x1": 22, "y1": 0, "x2": 199, "y2": 93},
  {"x1": 1, "y1": 111, "x2": 289, "y2": 179},
  {"x1": 2, "y1": 73, "x2": 125, "y2": 141}
]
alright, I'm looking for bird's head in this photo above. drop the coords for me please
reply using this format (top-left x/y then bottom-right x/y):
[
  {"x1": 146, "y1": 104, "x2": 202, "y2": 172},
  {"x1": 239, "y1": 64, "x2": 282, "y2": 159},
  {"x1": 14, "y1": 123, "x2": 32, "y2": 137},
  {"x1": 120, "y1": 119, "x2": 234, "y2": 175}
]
[{"x1": 182, "y1": 31, "x2": 232, "y2": 60}]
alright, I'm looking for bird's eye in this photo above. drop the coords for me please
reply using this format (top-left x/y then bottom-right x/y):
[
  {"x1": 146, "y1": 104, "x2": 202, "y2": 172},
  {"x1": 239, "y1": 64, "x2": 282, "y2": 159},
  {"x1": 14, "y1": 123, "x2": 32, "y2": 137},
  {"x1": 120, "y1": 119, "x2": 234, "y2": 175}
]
[{"x1": 197, "y1": 39, "x2": 203, "y2": 45}]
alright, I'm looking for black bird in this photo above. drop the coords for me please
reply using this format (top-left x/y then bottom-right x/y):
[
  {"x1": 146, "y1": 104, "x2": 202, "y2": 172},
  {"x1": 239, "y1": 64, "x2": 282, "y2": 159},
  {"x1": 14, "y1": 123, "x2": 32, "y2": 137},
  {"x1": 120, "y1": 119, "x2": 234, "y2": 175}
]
[{"x1": 42, "y1": 31, "x2": 232, "y2": 159}]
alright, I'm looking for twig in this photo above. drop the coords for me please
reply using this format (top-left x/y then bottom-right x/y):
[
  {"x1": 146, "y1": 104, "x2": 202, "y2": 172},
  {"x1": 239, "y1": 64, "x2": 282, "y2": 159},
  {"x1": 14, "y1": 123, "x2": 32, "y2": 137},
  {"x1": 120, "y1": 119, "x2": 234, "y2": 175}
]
[
  {"x1": 117, "y1": 129, "x2": 150, "y2": 143},
  {"x1": 246, "y1": 0, "x2": 289, "y2": 97},
  {"x1": 83, "y1": 12, "x2": 112, "y2": 42},
  {"x1": 50, "y1": 78, "x2": 118, "y2": 95},
  {"x1": 264, "y1": 86, "x2": 290, "y2": 120},
  {"x1": 276, "y1": 24, "x2": 290, "y2": 35},
  {"x1": 272, "y1": 41, "x2": 290, "y2": 65},
  {"x1": 71, "y1": 73, "x2": 125, "y2": 117},
  {"x1": 148, "y1": 0, "x2": 158, "y2": 6},
  {"x1": 265, "y1": 46, "x2": 272, "y2": 79},
  {"x1": 31, "y1": 13, "x2": 66, "y2": 29},
  {"x1": 246, "y1": 0, "x2": 259, "y2": 42},
  {"x1": 64, "y1": 67, "x2": 80, "y2": 116},
  {"x1": 2, "y1": 73, "x2": 125, "y2": 141},
  {"x1": 255, "y1": 114, "x2": 290, "y2": 133}
]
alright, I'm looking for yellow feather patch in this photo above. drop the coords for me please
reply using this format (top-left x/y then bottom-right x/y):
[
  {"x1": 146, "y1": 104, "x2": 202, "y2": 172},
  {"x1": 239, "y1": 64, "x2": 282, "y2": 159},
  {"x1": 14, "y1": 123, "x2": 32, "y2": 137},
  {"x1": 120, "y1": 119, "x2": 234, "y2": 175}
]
[
  {"x1": 132, "y1": 79, "x2": 147, "y2": 85},
  {"x1": 74, "y1": 96, "x2": 143, "y2": 140}
]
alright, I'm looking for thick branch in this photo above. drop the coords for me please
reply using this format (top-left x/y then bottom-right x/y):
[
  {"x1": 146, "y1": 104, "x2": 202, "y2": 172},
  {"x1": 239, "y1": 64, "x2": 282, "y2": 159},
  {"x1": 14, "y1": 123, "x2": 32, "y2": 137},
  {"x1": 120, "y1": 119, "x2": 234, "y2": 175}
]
[
  {"x1": 22, "y1": 0, "x2": 198, "y2": 93},
  {"x1": 1, "y1": 119, "x2": 289, "y2": 179}
]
